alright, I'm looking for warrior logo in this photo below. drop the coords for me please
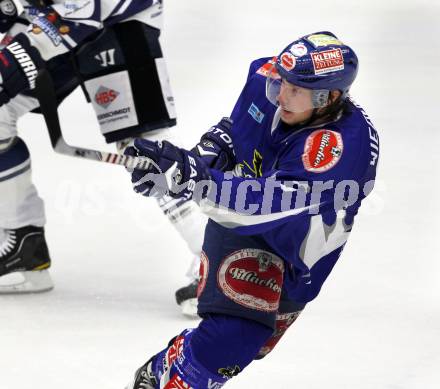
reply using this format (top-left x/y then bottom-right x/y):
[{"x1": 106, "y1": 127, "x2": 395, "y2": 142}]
[{"x1": 6, "y1": 42, "x2": 38, "y2": 89}]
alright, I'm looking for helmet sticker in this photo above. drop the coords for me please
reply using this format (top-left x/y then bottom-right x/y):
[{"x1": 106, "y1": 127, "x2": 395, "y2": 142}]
[
  {"x1": 289, "y1": 43, "x2": 308, "y2": 57},
  {"x1": 311, "y1": 48, "x2": 344, "y2": 75},
  {"x1": 256, "y1": 56, "x2": 277, "y2": 77},
  {"x1": 302, "y1": 129, "x2": 343, "y2": 173},
  {"x1": 306, "y1": 33, "x2": 344, "y2": 48},
  {"x1": 280, "y1": 52, "x2": 296, "y2": 71}
]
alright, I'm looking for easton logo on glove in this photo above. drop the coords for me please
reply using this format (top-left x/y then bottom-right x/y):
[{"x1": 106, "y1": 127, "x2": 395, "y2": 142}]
[{"x1": 6, "y1": 42, "x2": 38, "y2": 89}]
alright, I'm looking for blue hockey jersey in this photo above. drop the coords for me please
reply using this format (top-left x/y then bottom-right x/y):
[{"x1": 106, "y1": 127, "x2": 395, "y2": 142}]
[{"x1": 200, "y1": 57, "x2": 380, "y2": 303}]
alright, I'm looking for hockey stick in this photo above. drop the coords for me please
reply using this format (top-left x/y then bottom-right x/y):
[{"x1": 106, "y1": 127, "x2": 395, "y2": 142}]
[{"x1": 34, "y1": 69, "x2": 153, "y2": 170}]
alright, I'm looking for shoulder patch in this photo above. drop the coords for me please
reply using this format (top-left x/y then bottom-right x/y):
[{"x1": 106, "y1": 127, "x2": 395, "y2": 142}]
[
  {"x1": 248, "y1": 103, "x2": 265, "y2": 123},
  {"x1": 302, "y1": 129, "x2": 343, "y2": 173},
  {"x1": 256, "y1": 56, "x2": 277, "y2": 77}
]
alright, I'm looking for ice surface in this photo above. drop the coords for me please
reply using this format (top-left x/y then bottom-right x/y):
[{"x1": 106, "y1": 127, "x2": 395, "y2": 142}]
[{"x1": 1, "y1": 1, "x2": 440, "y2": 388}]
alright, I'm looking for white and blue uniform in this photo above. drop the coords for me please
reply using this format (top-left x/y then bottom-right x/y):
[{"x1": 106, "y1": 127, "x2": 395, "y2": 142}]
[{"x1": 0, "y1": 0, "x2": 175, "y2": 229}]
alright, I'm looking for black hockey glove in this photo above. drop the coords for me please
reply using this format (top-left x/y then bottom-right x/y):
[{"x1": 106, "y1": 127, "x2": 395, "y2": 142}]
[
  {"x1": 0, "y1": 33, "x2": 44, "y2": 106},
  {"x1": 125, "y1": 139, "x2": 212, "y2": 202},
  {"x1": 0, "y1": 0, "x2": 18, "y2": 33},
  {"x1": 191, "y1": 117, "x2": 235, "y2": 171}
]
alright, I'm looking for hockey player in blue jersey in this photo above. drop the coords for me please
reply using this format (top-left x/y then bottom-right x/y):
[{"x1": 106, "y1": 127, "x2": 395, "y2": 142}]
[
  {"x1": 126, "y1": 31, "x2": 379, "y2": 388},
  {"x1": 0, "y1": 0, "x2": 208, "y2": 297}
]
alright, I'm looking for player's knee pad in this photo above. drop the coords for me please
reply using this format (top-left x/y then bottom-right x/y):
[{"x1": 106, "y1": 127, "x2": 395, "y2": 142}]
[
  {"x1": 151, "y1": 315, "x2": 272, "y2": 389},
  {"x1": 77, "y1": 21, "x2": 176, "y2": 144}
]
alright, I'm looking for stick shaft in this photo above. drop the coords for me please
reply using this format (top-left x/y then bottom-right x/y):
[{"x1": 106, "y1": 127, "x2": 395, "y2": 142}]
[{"x1": 34, "y1": 70, "x2": 152, "y2": 170}]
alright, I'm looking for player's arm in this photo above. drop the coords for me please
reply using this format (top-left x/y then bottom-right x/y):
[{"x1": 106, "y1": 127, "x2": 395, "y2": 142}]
[
  {"x1": 125, "y1": 137, "x2": 335, "y2": 234},
  {"x1": 199, "y1": 168, "x2": 332, "y2": 235}
]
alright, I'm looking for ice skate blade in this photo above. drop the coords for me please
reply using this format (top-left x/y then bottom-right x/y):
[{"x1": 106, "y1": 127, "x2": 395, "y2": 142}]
[
  {"x1": 180, "y1": 298, "x2": 199, "y2": 318},
  {"x1": 0, "y1": 269, "x2": 54, "y2": 294}
]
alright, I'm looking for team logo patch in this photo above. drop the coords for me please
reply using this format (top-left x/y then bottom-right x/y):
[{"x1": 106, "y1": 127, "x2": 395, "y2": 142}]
[
  {"x1": 217, "y1": 249, "x2": 284, "y2": 312},
  {"x1": 197, "y1": 251, "x2": 209, "y2": 297},
  {"x1": 306, "y1": 33, "x2": 344, "y2": 48},
  {"x1": 302, "y1": 129, "x2": 343, "y2": 173},
  {"x1": 280, "y1": 52, "x2": 296, "y2": 71},
  {"x1": 248, "y1": 103, "x2": 265, "y2": 124},
  {"x1": 94, "y1": 86, "x2": 119, "y2": 109},
  {"x1": 256, "y1": 56, "x2": 277, "y2": 77},
  {"x1": 289, "y1": 42, "x2": 308, "y2": 57},
  {"x1": 311, "y1": 48, "x2": 344, "y2": 75}
]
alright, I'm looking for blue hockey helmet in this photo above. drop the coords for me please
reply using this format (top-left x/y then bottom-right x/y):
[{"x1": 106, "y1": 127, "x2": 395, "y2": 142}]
[{"x1": 275, "y1": 31, "x2": 358, "y2": 94}]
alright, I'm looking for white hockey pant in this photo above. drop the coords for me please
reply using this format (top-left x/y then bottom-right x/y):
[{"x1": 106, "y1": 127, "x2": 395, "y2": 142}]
[{"x1": 0, "y1": 94, "x2": 45, "y2": 230}]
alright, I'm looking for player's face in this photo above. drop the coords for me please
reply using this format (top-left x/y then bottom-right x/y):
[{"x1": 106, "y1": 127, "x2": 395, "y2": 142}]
[{"x1": 277, "y1": 80, "x2": 315, "y2": 125}]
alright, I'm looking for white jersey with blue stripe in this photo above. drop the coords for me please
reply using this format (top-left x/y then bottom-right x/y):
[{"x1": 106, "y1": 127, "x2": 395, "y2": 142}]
[{"x1": 11, "y1": 0, "x2": 162, "y2": 60}]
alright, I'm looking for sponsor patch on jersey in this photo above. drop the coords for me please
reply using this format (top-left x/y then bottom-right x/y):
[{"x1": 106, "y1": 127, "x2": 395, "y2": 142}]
[
  {"x1": 311, "y1": 48, "x2": 344, "y2": 75},
  {"x1": 302, "y1": 129, "x2": 343, "y2": 173},
  {"x1": 280, "y1": 52, "x2": 296, "y2": 71},
  {"x1": 197, "y1": 251, "x2": 209, "y2": 298},
  {"x1": 164, "y1": 335, "x2": 185, "y2": 371},
  {"x1": 248, "y1": 103, "x2": 265, "y2": 124},
  {"x1": 289, "y1": 42, "x2": 308, "y2": 57},
  {"x1": 306, "y1": 33, "x2": 344, "y2": 48},
  {"x1": 256, "y1": 56, "x2": 277, "y2": 77},
  {"x1": 217, "y1": 249, "x2": 284, "y2": 312},
  {"x1": 31, "y1": 15, "x2": 63, "y2": 46},
  {"x1": 95, "y1": 86, "x2": 119, "y2": 109}
]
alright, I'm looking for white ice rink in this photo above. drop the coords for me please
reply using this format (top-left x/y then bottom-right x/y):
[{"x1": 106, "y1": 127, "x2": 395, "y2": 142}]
[{"x1": 1, "y1": 0, "x2": 440, "y2": 388}]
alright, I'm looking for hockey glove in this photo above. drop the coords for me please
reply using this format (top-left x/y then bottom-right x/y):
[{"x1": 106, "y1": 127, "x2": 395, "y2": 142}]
[
  {"x1": 192, "y1": 117, "x2": 235, "y2": 171},
  {"x1": 0, "y1": 0, "x2": 18, "y2": 33},
  {"x1": 126, "y1": 139, "x2": 212, "y2": 202},
  {"x1": 0, "y1": 33, "x2": 44, "y2": 106}
]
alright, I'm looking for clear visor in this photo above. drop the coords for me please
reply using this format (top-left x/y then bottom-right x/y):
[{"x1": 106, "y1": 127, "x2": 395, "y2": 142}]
[{"x1": 265, "y1": 65, "x2": 330, "y2": 113}]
